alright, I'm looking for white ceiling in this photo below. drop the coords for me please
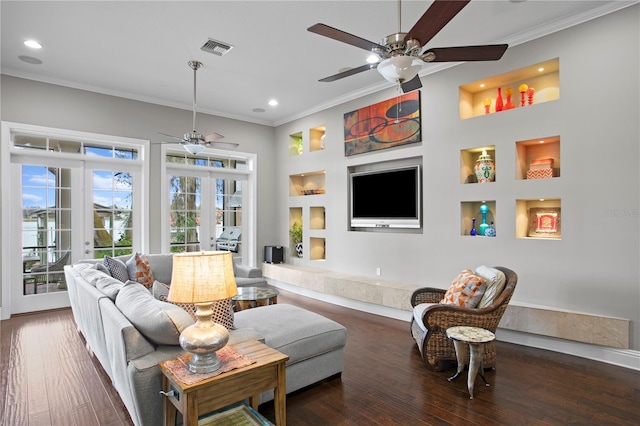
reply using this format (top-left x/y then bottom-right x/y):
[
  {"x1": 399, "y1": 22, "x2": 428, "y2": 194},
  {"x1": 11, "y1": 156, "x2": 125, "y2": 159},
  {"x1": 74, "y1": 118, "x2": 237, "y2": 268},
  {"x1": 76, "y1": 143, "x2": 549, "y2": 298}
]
[{"x1": 1, "y1": 1, "x2": 635, "y2": 127}]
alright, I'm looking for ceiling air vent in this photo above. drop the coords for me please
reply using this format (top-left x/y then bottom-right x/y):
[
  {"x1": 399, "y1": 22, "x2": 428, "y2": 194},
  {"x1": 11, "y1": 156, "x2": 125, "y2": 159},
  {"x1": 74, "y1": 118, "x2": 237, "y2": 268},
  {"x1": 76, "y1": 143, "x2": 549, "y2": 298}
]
[{"x1": 200, "y1": 38, "x2": 234, "y2": 57}]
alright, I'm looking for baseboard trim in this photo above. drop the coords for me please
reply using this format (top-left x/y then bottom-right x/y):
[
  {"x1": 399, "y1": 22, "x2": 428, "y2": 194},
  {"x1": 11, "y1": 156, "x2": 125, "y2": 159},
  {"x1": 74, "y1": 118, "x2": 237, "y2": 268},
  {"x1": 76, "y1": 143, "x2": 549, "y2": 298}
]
[{"x1": 270, "y1": 279, "x2": 640, "y2": 371}]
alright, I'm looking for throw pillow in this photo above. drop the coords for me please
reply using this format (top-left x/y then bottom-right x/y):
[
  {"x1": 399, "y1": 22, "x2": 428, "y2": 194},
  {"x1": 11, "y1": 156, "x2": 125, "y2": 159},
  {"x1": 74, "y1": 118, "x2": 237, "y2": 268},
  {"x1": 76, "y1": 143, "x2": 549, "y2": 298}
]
[
  {"x1": 103, "y1": 256, "x2": 129, "y2": 283},
  {"x1": 115, "y1": 281, "x2": 193, "y2": 346},
  {"x1": 440, "y1": 269, "x2": 487, "y2": 308},
  {"x1": 475, "y1": 266, "x2": 507, "y2": 309},
  {"x1": 125, "y1": 253, "x2": 154, "y2": 289},
  {"x1": 152, "y1": 280, "x2": 234, "y2": 330}
]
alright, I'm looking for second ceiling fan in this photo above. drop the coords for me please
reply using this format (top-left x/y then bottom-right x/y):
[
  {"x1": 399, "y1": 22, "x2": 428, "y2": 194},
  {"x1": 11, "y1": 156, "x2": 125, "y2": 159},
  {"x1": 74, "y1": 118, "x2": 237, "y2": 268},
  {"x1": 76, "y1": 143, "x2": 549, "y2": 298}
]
[
  {"x1": 159, "y1": 60, "x2": 239, "y2": 155},
  {"x1": 308, "y1": 0, "x2": 508, "y2": 93}
]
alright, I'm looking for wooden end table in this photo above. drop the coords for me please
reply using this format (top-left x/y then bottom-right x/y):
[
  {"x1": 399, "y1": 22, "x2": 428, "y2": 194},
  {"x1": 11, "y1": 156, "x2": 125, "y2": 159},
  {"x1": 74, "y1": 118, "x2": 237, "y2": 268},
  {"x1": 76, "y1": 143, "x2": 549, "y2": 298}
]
[
  {"x1": 159, "y1": 340, "x2": 289, "y2": 426},
  {"x1": 445, "y1": 326, "x2": 495, "y2": 399}
]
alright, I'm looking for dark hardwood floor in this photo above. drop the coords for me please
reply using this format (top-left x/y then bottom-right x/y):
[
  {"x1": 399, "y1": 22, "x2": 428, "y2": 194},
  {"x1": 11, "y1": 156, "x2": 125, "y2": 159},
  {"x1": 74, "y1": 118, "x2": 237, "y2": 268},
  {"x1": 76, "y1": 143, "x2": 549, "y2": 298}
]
[{"x1": 2, "y1": 288, "x2": 639, "y2": 425}]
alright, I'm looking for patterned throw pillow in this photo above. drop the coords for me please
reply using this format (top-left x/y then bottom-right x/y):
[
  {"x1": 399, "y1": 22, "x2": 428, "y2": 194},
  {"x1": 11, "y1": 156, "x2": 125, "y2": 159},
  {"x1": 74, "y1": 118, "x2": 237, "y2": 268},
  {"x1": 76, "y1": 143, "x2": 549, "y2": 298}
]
[
  {"x1": 152, "y1": 281, "x2": 234, "y2": 330},
  {"x1": 135, "y1": 253, "x2": 154, "y2": 288},
  {"x1": 440, "y1": 269, "x2": 487, "y2": 308},
  {"x1": 103, "y1": 256, "x2": 130, "y2": 283}
]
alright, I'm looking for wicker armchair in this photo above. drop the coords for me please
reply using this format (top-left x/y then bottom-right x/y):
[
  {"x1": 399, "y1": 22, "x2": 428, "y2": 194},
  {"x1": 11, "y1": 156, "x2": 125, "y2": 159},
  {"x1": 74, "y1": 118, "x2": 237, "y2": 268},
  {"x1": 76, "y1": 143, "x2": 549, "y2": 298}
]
[{"x1": 410, "y1": 266, "x2": 517, "y2": 371}]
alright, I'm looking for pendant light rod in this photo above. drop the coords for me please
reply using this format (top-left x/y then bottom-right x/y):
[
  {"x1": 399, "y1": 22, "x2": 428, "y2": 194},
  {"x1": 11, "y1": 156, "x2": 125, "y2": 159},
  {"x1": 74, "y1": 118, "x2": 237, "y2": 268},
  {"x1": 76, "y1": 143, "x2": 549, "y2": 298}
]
[{"x1": 188, "y1": 60, "x2": 202, "y2": 133}]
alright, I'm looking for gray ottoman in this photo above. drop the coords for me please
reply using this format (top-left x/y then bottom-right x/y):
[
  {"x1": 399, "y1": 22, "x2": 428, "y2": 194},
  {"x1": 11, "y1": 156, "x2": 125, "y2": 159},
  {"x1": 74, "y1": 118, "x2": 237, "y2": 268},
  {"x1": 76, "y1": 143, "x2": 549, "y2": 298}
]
[{"x1": 233, "y1": 303, "x2": 347, "y2": 400}]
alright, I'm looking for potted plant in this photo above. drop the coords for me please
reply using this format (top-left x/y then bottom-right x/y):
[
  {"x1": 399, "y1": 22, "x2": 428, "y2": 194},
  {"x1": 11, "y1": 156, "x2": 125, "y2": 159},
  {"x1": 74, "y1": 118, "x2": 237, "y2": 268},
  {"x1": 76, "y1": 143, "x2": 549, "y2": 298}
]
[{"x1": 289, "y1": 220, "x2": 303, "y2": 258}]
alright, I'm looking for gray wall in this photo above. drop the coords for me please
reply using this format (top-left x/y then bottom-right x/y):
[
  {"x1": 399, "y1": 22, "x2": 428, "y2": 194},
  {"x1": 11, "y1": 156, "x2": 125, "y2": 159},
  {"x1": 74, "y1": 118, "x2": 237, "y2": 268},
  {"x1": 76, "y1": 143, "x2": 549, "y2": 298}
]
[{"x1": 274, "y1": 6, "x2": 640, "y2": 350}]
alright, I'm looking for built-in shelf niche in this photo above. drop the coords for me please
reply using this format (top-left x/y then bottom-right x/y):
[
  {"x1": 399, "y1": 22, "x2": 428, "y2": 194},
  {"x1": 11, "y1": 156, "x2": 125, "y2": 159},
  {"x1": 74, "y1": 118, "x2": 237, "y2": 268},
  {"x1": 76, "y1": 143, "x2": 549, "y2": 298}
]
[
  {"x1": 516, "y1": 136, "x2": 560, "y2": 180},
  {"x1": 309, "y1": 237, "x2": 326, "y2": 261},
  {"x1": 460, "y1": 200, "x2": 496, "y2": 236},
  {"x1": 289, "y1": 131, "x2": 303, "y2": 156},
  {"x1": 310, "y1": 206, "x2": 326, "y2": 230},
  {"x1": 460, "y1": 145, "x2": 496, "y2": 184},
  {"x1": 288, "y1": 171, "x2": 326, "y2": 197},
  {"x1": 309, "y1": 126, "x2": 326, "y2": 152},
  {"x1": 516, "y1": 198, "x2": 562, "y2": 239},
  {"x1": 289, "y1": 207, "x2": 302, "y2": 258},
  {"x1": 459, "y1": 58, "x2": 560, "y2": 119}
]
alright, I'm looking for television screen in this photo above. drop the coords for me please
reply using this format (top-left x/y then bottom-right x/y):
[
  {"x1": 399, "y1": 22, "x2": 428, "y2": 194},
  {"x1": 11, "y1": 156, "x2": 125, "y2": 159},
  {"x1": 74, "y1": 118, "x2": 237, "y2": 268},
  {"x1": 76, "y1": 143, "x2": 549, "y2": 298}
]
[{"x1": 350, "y1": 165, "x2": 421, "y2": 228}]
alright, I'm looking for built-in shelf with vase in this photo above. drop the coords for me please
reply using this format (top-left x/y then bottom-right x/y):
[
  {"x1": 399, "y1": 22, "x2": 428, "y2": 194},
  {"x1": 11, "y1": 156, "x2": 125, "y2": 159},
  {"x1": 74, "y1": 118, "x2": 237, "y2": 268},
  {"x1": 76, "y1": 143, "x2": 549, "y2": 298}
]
[
  {"x1": 516, "y1": 136, "x2": 560, "y2": 180},
  {"x1": 289, "y1": 131, "x2": 303, "y2": 156},
  {"x1": 461, "y1": 200, "x2": 496, "y2": 237},
  {"x1": 289, "y1": 207, "x2": 303, "y2": 259},
  {"x1": 459, "y1": 58, "x2": 560, "y2": 119},
  {"x1": 309, "y1": 125, "x2": 326, "y2": 152},
  {"x1": 460, "y1": 146, "x2": 496, "y2": 184},
  {"x1": 289, "y1": 171, "x2": 326, "y2": 197},
  {"x1": 516, "y1": 198, "x2": 562, "y2": 239}
]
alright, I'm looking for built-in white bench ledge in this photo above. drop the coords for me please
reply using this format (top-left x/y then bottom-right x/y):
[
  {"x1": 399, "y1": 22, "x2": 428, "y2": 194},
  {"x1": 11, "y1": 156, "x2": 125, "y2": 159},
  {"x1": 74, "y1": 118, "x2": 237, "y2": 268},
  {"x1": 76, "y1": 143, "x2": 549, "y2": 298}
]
[{"x1": 262, "y1": 263, "x2": 630, "y2": 350}]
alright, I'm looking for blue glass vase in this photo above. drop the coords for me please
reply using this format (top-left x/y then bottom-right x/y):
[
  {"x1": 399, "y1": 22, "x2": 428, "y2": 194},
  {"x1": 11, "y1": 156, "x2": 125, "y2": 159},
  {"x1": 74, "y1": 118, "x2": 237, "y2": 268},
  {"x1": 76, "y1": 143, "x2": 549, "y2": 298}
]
[{"x1": 470, "y1": 218, "x2": 477, "y2": 236}]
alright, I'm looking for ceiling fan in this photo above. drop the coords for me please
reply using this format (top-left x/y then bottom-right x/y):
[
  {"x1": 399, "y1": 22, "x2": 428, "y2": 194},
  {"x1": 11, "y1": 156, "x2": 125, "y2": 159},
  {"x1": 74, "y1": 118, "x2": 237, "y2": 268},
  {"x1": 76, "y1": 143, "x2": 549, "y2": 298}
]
[
  {"x1": 159, "y1": 60, "x2": 238, "y2": 155},
  {"x1": 308, "y1": 0, "x2": 508, "y2": 93}
]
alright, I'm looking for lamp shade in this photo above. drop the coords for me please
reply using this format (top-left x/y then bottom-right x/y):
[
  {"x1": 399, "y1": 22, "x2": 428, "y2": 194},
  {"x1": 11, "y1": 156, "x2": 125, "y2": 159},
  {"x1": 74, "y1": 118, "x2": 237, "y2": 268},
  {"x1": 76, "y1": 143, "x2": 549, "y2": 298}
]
[
  {"x1": 168, "y1": 251, "x2": 238, "y2": 303},
  {"x1": 377, "y1": 56, "x2": 423, "y2": 84}
]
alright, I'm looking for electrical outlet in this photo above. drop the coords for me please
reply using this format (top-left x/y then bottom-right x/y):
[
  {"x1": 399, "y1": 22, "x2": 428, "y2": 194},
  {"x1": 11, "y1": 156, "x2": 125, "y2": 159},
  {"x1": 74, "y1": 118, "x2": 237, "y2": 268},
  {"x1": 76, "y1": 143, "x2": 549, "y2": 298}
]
[{"x1": 376, "y1": 267, "x2": 381, "y2": 276}]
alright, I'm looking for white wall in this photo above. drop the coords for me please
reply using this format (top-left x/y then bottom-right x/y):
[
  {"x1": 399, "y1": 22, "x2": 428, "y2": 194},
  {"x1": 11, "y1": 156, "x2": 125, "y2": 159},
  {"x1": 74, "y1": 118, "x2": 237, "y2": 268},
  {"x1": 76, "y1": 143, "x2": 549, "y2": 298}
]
[{"x1": 274, "y1": 6, "x2": 640, "y2": 351}]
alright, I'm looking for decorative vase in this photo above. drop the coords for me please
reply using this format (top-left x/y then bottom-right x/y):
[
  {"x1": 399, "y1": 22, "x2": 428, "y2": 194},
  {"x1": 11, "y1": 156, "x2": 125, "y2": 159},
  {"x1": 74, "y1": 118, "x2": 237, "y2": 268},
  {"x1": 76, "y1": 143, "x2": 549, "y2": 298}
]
[
  {"x1": 474, "y1": 150, "x2": 496, "y2": 183},
  {"x1": 527, "y1": 87, "x2": 535, "y2": 105},
  {"x1": 504, "y1": 87, "x2": 515, "y2": 110},
  {"x1": 495, "y1": 87, "x2": 503, "y2": 112},
  {"x1": 295, "y1": 242, "x2": 303, "y2": 258},
  {"x1": 470, "y1": 218, "x2": 477, "y2": 236},
  {"x1": 519, "y1": 83, "x2": 528, "y2": 107},
  {"x1": 485, "y1": 222, "x2": 496, "y2": 237},
  {"x1": 479, "y1": 204, "x2": 490, "y2": 237},
  {"x1": 483, "y1": 98, "x2": 492, "y2": 114}
]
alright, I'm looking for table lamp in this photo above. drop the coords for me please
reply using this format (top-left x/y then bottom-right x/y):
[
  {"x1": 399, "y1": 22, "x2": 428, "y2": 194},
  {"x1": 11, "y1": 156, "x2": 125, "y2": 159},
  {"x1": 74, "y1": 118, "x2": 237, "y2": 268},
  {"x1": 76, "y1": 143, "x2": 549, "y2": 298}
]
[{"x1": 168, "y1": 251, "x2": 238, "y2": 373}]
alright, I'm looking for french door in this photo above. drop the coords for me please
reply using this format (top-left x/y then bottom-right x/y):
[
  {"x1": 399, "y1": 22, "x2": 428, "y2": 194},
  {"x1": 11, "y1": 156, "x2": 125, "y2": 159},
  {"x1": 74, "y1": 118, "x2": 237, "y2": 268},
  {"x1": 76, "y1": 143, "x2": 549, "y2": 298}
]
[{"x1": 2, "y1": 122, "x2": 147, "y2": 316}]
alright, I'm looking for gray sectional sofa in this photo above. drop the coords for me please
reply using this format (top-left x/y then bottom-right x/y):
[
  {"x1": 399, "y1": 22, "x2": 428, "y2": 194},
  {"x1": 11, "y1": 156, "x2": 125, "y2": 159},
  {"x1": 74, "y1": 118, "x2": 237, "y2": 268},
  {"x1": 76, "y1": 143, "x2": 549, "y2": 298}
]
[{"x1": 64, "y1": 254, "x2": 347, "y2": 426}]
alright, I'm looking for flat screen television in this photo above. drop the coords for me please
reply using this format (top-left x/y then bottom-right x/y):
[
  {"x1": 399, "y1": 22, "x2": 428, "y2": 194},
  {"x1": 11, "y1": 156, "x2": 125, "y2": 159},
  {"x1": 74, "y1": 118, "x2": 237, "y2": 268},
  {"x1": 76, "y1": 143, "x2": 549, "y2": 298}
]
[{"x1": 350, "y1": 165, "x2": 421, "y2": 229}]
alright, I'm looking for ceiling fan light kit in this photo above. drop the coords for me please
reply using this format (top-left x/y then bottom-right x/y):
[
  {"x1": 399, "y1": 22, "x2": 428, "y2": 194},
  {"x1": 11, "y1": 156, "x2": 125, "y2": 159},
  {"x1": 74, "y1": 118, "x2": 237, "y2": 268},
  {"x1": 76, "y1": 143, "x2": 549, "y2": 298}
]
[{"x1": 377, "y1": 55, "x2": 423, "y2": 84}]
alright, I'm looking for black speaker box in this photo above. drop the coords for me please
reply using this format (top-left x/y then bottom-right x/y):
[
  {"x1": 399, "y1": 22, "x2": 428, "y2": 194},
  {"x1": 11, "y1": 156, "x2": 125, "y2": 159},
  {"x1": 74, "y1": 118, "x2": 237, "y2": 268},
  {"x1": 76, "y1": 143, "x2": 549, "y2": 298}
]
[{"x1": 264, "y1": 246, "x2": 284, "y2": 264}]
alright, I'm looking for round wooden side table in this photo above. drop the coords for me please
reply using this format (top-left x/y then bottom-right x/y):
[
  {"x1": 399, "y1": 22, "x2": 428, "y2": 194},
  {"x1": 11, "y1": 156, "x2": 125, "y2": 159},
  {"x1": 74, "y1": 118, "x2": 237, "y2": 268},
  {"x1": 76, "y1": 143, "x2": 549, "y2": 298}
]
[{"x1": 445, "y1": 326, "x2": 496, "y2": 399}]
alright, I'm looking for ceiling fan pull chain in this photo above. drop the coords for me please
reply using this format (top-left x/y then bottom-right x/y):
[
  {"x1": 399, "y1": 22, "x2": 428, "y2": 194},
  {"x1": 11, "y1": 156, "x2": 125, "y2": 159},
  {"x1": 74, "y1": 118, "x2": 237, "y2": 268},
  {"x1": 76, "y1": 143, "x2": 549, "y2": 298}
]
[
  {"x1": 395, "y1": 85, "x2": 401, "y2": 124},
  {"x1": 192, "y1": 63, "x2": 197, "y2": 132}
]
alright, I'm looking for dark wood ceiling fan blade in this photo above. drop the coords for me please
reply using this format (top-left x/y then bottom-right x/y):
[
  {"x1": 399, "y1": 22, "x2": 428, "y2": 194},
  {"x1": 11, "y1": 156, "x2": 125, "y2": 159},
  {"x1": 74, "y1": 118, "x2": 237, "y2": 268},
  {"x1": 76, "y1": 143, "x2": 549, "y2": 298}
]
[
  {"x1": 401, "y1": 74, "x2": 423, "y2": 93},
  {"x1": 308, "y1": 23, "x2": 385, "y2": 52},
  {"x1": 319, "y1": 63, "x2": 376, "y2": 82},
  {"x1": 406, "y1": 0, "x2": 471, "y2": 45},
  {"x1": 425, "y1": 44, "x2": 508, "y2": 62}
]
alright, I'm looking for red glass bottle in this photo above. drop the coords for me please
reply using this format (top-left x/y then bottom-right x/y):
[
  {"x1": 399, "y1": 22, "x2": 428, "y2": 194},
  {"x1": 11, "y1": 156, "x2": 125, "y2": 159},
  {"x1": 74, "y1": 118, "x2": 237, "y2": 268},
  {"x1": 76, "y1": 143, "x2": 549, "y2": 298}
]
[{"x1": 495, "y1": 87, "x2": 504, "y2": 112}]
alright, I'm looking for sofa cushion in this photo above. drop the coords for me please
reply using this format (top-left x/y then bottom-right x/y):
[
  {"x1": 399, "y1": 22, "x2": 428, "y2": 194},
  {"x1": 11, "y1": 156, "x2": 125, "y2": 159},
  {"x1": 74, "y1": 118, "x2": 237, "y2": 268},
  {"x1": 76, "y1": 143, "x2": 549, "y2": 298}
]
[
  {"x1": 96, "y1": 275, "x2": 127, "y2": 301},
  {"x1": 79, "y1": 263, "x2": 110, "y2": 287},
  {"x1": 145, "y1": 254, "x2": 174, "y2": 285},
  {"x1": 104, "y1": 256, "x2": 130, "y2": 283},
  {"x1": 126, "y1": 253, "x2": 155, "y2": 289},
  {"x1": 115, "y1": 281, "x2": 194, "y2": 346},
  {"x1": 152, "y1": 281, "x2": 234, "y2": 330},
  {"x1": 475, "y1": 266, "x2": 507, "y2": 308},
  {"x1": 440, "y1": 269, "x2": 487, "y2": 308},
  {"x1": 233, "y1": 304, "x2": 347, "y2": 366}
]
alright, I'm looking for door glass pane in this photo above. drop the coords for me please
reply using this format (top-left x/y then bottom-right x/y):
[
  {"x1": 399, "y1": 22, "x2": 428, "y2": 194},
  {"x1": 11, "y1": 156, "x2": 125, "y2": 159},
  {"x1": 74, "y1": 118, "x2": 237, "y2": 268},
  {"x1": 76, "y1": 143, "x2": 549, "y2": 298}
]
[
  {"x1": 169, "y1": 175, "x2": 201, "y2": 253},
  {"x1": 92, "y1": 170, "x2": 134, "y2": 258},
  {"x1": 21, "y1": 165, "x2": 72, "y2": 295},
  {"x1": 216, "y1": 179, "x2": 243, "y2": 263}
]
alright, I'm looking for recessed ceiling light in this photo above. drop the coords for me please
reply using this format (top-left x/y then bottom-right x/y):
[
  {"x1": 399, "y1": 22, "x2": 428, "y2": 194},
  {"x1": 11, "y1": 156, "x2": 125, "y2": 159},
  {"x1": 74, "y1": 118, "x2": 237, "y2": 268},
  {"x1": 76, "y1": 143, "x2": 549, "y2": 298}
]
[
  {"x1": 18, "y1": 55, "x2": 42, "y2": 65},
  {"x1": 268, "y1": 99, "x2": 278, "y2": 107},
  {"x1": 539, "y1": 140, "x2": 545, "y2": 143},
  {"x1": 24, "y1": 40, "x2": 42, "y2": 49},
  {"x1": 538, "y1": 67, "x2": 545, "y2": 72},
  {"x1": 252, "y1": 108, "x2": 266, "y2": 113},
  {"x1": 480, "y1": 83, "x2": 485, "y2": 88}
]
